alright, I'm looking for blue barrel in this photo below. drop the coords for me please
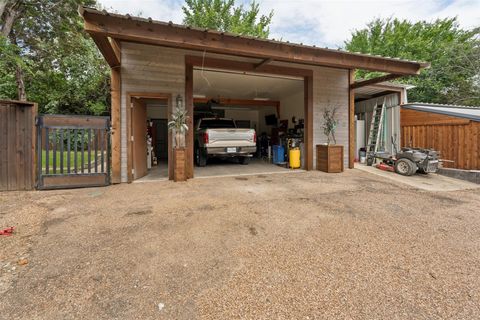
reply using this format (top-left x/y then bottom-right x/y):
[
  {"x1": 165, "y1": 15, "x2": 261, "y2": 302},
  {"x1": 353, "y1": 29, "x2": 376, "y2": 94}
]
[{"x1": 272, "y1": 145, "x2": 285, "y2": 164}]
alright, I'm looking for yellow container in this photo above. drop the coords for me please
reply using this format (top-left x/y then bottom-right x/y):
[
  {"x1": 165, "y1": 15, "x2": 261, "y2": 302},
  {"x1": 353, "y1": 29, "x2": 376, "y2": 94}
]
[{"x1": 289, "y1": 148, "x2": 301, "y2": 169}]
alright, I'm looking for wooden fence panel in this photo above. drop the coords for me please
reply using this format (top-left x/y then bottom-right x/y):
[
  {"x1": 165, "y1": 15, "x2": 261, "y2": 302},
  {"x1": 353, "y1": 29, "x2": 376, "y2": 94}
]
[
  {"x1": 401, "y1": 122, "x2": 480, "y2": 170},
  {"x1": 0, "y1": 100, "x2": 37, "y2": 191}
]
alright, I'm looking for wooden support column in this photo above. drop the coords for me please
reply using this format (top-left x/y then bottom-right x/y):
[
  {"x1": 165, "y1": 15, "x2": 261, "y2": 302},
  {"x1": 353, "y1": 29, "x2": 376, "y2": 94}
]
[
  {"x1": 348, "y1": 69, "x2": 355, "y2": 169},
  {"x1": 110, "y1": 66, "x2": 121, "y2": 183},
  {"x1": 185, "y1": 62, "x2": 194, "y2": 179},
  {"x1": 304, "y1": 74, "x2": 314, "y2": 170}
]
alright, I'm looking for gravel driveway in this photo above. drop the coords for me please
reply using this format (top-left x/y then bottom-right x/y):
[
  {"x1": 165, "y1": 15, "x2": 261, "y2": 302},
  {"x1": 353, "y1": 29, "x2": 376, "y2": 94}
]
[{"x1": 1, "y1": 170, "x2": 479, "y2": 319}]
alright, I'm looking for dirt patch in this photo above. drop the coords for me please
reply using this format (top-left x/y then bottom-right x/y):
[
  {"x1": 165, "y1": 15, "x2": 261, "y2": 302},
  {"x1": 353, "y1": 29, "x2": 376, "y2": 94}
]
[
  {"x1": 431, "y1": 193, "x2": 466, "y2": 205},
  {"x1": 1, "y1": 170, "x2": 480, "y2": 319},
  {"x1": 247, "y1": 225, "x2": 258, "y2": 236},
  {"x1": 125, "y1": 207, "x2": 153, "y2": 216}
]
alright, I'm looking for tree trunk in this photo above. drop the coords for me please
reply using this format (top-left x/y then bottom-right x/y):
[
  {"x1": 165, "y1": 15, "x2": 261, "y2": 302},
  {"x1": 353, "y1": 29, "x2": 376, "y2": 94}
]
[
  {"x1": 15, "y1": 63, "x2": 26, "y2": 101},
  {"x1": 0, "y1": 1, "x2": 8, "y2": 21},
  {"x1": 8, "y1": 26, "x2": 26, "y2": 101},
  {"x1": 0, "y1": 1, "x2": 20, "y2": 37}
]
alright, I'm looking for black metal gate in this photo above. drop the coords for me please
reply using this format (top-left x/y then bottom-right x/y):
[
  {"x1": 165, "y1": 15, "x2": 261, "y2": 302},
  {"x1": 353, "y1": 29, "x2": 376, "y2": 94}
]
[{"x1": 36, "y1": 115, "x2": 110, "y2": 190}]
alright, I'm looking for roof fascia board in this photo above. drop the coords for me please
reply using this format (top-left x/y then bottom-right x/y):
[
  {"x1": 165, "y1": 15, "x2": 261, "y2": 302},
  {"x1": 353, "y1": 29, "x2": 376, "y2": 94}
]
[{"x1": 81, "y1": 9, "x2": 426, "y2": 75}]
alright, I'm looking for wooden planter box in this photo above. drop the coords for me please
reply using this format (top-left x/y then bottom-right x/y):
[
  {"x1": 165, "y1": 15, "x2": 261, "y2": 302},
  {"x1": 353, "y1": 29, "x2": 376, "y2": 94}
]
[
  {"x1": 316, "y1": 144, "x2": 344, "y2": 173},
  {"x1": 174, "y1": 148, "x2": 186, "y2": 182}
]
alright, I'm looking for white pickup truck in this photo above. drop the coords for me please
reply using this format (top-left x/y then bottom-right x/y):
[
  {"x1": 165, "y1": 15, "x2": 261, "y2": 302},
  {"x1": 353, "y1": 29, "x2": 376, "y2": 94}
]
[{"x1": 194, "y1": 118, "x2": 257, "y2": 166}]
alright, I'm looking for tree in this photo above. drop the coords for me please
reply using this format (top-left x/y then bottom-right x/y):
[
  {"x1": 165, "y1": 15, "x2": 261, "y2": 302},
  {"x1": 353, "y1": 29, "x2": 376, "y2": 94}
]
[
  {"x1": 182, "y1": 0, "x2": 273, "y2": 38},
  {"x1": 345, "y1": 18, "x2": 480, "y2": 106},
  {"x1": 0, "y1": 0, "x2": 109, "y2": 114}
]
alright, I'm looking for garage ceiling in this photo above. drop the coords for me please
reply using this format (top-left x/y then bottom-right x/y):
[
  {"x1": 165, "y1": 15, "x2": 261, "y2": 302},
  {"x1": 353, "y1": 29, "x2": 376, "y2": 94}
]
[{"x1": 193, "y1": 69, "x2": 303, "y2": 101}]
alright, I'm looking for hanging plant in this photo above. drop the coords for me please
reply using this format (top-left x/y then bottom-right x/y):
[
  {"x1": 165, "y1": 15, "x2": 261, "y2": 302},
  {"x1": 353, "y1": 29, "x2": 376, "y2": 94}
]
[
  {"x1": 322, "y1": 107, "x2": 339, "y2": 145},
  {"x1": 168, "y1": 106, "x2": 189, "y2": 148}
]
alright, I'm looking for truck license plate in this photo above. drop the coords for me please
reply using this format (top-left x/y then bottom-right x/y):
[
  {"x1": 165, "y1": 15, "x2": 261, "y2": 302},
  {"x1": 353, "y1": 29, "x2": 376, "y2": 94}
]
[{"x1": 226, "y1": 147, "x2": 236, "y2": 153}]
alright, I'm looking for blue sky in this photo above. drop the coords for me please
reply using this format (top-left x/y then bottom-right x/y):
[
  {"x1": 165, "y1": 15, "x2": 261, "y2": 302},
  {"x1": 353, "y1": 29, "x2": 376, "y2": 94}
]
[{"x1": 98, "y1": 0, "x2": 479, "y2": 47}]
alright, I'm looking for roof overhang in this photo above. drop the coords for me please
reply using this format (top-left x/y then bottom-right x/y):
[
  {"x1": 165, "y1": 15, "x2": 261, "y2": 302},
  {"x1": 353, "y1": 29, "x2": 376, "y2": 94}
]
[
  {"x1": 402, "y1": 103, "x2": 480, "y2": 122},
  {"x1": 79, "y1": 6, "x2": 429, "y2": 75}
]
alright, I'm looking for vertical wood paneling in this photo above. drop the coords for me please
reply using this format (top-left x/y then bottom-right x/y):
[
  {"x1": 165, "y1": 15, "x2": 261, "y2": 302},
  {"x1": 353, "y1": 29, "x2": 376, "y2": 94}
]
[
  {"x1": 401, "y1": 120, "x2": 480, "y2": 170},
  {"x1": 0, "y1": 101, "x2": 36, "y2": 191},
  {"x1": 0, "y1": 105, "x2": 8, "y2": 190},
  {"x1": 111, "y1": 66, "x2": 121, "y2": 183}
]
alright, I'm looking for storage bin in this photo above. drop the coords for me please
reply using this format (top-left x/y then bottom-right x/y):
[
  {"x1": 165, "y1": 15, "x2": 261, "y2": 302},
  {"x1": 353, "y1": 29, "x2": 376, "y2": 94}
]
[{"x1": 272, "y1": 145, "x2": 285, "y2": 164}]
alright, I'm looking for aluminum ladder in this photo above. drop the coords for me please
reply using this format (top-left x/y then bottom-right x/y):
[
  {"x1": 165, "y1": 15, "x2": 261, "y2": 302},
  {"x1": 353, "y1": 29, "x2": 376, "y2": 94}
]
[{"x1": 366, "y1": 101, "x2": 386, "y2": 155}]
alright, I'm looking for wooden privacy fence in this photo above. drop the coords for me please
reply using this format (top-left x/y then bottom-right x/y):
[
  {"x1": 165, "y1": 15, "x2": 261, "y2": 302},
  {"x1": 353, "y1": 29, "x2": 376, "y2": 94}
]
[
  {"x1": 36, "y1": 115, "x2": 111, "y2": 190},
  {"x1": 401, "y1": 108, "x2": 480, "y2": 170},
  {"x1": 0, "y1": 100, "x2": 37, "y2": 191}
]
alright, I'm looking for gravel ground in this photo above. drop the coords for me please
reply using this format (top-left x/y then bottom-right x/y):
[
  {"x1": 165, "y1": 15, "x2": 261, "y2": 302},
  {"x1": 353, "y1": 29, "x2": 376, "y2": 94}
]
[{"x1": 0, "y1": 169, "x2": 479, "y2": 319}]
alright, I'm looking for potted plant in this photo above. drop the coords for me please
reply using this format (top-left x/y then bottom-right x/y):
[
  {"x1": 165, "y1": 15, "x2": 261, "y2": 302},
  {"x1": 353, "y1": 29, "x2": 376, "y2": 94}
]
[
  {"x1": 168, "y1": 97, "x2": 189, "y2": 182},
  {"x1": 317, "y1": 107, "x2": 344, "y2": 173}
]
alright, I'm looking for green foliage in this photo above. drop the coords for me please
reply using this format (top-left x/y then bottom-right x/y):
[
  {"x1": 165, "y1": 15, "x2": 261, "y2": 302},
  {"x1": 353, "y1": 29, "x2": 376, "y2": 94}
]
[
  {"x1": 168, "y1": 107, "x2": 189, "y2": 133},
  {"x1": 0, "y1": 0, "x2": 109, "y2": 114},
  {"x1": 345, "y1": 18, "x2": 480, "y2": 106},
  {"x1": 182, "y1": 0, "x2": 273, "y2": 38}
]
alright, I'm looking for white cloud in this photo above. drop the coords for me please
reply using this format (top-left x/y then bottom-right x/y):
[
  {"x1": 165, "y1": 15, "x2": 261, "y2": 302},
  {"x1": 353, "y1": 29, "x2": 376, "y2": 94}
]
[{"x1": 98, "y1": 0, "x2": 480, "y2": 47}]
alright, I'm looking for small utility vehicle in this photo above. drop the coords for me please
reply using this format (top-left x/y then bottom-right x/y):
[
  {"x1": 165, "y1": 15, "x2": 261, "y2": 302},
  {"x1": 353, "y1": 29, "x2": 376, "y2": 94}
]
[{"x1": 367, "y1": 147, "x2": 439, "y2": 176}]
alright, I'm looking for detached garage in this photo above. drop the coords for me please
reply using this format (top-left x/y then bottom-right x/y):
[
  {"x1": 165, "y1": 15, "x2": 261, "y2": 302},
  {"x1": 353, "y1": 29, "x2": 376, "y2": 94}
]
[{"x1": 80, "y1": 7, "x2": 428, "y2": 183}]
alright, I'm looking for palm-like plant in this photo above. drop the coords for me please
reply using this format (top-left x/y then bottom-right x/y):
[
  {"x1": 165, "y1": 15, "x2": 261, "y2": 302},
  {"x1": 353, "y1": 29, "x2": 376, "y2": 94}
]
[{"x1": 168, "y1": 107, "x2": 189, "y2": 148}]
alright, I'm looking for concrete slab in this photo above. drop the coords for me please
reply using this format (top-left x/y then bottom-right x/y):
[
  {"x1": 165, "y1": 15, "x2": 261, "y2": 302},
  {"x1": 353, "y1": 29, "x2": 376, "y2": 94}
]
[
  {"x1": 195, "y1": 158, "x2": 303, "y2": 178},
  {"x1": 134, "y1": 159, "x2": 303, "y2": 182},
  {"x1": 134, "y1": 162, "x2": 168, "y2": 183},
  {"x1": 355, "y1": 163, "x2": 480, "y2": 191}
]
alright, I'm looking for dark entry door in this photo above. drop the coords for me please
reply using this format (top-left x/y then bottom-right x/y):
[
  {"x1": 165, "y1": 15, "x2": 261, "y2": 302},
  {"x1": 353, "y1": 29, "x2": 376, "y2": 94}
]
[{"x1": 153, "y1": 119, "x2": 168, "y2": 160}]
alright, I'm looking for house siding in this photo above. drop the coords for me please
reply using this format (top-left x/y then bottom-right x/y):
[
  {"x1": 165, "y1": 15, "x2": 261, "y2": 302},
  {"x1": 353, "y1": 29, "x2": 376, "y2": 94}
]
[
  {"x1": 120, "y1": 43, "x2": 350, "y2": 180},
  {"x1": 312, "y1": 67, "x2": 349, "y2": 167},
  {"x1": 120, "y1": 43, "x2": 185, "y2": 182}
]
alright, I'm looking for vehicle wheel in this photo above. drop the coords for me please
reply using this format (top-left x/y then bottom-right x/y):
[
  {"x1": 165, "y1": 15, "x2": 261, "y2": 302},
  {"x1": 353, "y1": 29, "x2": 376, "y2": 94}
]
[
  {"x1": 395, "y1": 158, "x2": 416, "y2": 176},
  {"x1": 239, "y1": 157, "x2": 250, "y2": 165},
  {"x1": 195, "y1": 146, "x2": 207, "y2": 167}
]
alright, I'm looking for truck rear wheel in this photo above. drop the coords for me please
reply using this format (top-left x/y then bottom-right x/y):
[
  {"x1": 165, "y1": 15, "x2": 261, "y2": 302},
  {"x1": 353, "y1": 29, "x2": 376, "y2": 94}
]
[
  {"x1": 395, "y1": 158, "x2": 416, "y2": 176},
  {"x1": 195, "y1": 146, "x2": 207, "y2": 167}
]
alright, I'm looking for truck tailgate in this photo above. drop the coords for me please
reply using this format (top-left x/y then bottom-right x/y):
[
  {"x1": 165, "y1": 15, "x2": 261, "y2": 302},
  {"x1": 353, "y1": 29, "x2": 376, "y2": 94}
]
[{"x1": 206, "y1": 128, "x2": 256, "y2": 147}]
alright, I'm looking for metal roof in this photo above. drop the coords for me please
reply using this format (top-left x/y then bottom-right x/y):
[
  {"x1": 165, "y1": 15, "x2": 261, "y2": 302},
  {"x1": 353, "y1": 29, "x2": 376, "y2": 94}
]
[
  {"x1": 355, "y1": 81, "x2": 414, "y2": 98},
  {"x1": 402, "y1": 103, "x2": 480, "y2": 122},
  {"x1": 79, "y1": 6, "x2": 430, "y2": 73}
]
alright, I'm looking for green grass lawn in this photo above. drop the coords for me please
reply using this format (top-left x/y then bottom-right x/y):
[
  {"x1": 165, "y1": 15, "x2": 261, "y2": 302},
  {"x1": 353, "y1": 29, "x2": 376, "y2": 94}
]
[{"x1": 41, "y1": 150, "x2": 99, "y2": 172}]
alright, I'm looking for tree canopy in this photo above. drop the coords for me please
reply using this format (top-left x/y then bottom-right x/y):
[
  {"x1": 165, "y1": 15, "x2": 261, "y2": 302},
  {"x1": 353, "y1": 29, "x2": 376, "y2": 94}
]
[
  {"x1": 182, "y1": 0, "x2": 273, "y2": 38},
  {"x1": 345, "y1": 18, "x2": 480, "y2": 106},
  {"x1": 0, "y1": 0, "x2": 109, "y2": 115}
]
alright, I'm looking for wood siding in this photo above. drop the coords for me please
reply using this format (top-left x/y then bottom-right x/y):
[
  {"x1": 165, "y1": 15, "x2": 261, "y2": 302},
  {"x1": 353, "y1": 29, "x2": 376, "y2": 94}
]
[
  {"x1": 120, "y1": 43, "x2": 351, "y2": 180},
  {"x1": 401, "y1": 108, "x2": 480, "y2": 170},
  {"x1": 121, "y1": 43, "x2": 185, "y2": 182},
  {"x1": 0, "y1": 100, "x2": 37, "y2": 191}
]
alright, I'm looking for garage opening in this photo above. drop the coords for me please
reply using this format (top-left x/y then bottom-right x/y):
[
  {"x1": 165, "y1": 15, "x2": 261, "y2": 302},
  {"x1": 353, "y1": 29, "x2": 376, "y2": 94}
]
[
  {"x1": 192, "y1": 68, "x2": 306, "y2": 178},
  {"x1": 130, "y1": 96, "x2": 170, "y2": 182}
]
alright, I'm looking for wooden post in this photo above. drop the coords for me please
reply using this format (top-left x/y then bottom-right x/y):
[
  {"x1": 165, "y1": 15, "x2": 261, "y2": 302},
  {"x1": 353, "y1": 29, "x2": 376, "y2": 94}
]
[
  {"x1": 185, "y1": 62, "x2": 194, "y2": 179},
  {"x1": 348, "y1": 69, "x2": 355, "y2": 169},
  {"x1": 110, "y1": 66, "x2": 121, "y2": 183},
  {"x1": 304, "y1": 75, "x2": 314, "y2": 170}
]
